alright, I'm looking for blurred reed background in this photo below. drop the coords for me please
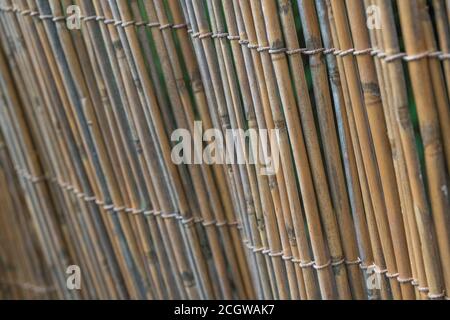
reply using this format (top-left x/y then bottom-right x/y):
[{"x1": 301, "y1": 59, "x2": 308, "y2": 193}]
[{"x1": 0, "y1": 0, "x2": 449, "y2": 300}]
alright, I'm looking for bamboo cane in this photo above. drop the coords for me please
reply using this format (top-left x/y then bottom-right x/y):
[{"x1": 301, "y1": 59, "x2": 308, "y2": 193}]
[
  {"x1": 397, "y1": 0, "x2": 450, "y2": 300},
  {"x1": 0, "y1": 0, "x2": 449, "y2": 301},
  {"x1": 277, "y1": 0, "x2": 354, "y2": 300},
  {"x1": 182, "y1": 0, "x2": 276, "y2": 299},
  {"x1": 293, "y1": 0, "x2": 366, "y2": 299},
  {"x1": 80, "y1": 0, "x2": 183, "y2": 299},
  {"x1": 314, "y1": 0, "x2": 378, "y2": 298},
  {"x1": 34, "y1": 0, "x2": 149, "y2": 298},
  {"x1": 220, "y1": 0, "x2": 303, "y2": 300},
  {"x1": 344, "y1": 0, "x2": 416, "y2": 299},
  {"x1": 13, "y1": 0, "x2": 114, "y2": 298},
  {"x1": 0, "y1": 5, "x2": 82, "y2": 298},
  {"x1": 431, "y1": 0, "x2": 450, "y2": 100},
  {"x1": 93, "y1": 0, "x2": 186, "y2": 299},
  {"x1": 259, "y1": 0, "x2": 344, "y2": 300},
  {"x1": 418, "y1": 0, "x2": 450, "y2": 173},
  {"x1": 376, "y1": 0, "x2": 438, "y2": 297},
  {"x1": 109, "y1": 0, "x2": 218, "y2": 299},
  {"x1": 204, "y1": 0, "x2": 291, "y2": 299},
  {"x1": 327, "y1": 0, "x2": 403, "y2": 299},
  {"x1": 365, "y1": 0, "x2": 426, "y2": 300}
]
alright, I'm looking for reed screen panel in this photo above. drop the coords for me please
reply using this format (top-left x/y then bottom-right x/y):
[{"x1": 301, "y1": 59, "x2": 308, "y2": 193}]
[{"x1": 0, "y1": 0, "x2": 449, "y2": 300}]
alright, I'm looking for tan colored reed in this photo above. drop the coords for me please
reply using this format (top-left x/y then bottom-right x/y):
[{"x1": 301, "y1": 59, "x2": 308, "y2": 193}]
[{"x1": 0, "y1": 0, "x2": 448, "y2": 300}]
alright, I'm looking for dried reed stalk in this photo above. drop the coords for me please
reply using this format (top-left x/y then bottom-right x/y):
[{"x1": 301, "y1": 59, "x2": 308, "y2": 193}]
[{"x1": 0, "y1": 0, "x2": 449, "y2": 301}]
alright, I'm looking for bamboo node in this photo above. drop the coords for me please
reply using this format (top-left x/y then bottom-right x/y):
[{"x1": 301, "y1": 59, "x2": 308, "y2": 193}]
[
  {"x1": 113, "y1": 20, "x2": 123, "y2": 27},
  {"x1": 113, "y1": 206, "x2": 126, "y2": 213},
  {"x1": 30, "y1": 11, "x2": 39, "y2": 17},
  {"x1": 418, "y1": 286, "x2": 429, "y2": 293},
  {"x1": 282, "y1": 255, "x2": 293, "y2": 261},
  {"x1": 104, "y1": 19, "x2": 115, "y2": 25},
  {"x1": 239, "y1": 39, "x2": 249, "y2": 45},
  {"x1": 96, "y1": 16, "x2": 105, "y2": 21}
]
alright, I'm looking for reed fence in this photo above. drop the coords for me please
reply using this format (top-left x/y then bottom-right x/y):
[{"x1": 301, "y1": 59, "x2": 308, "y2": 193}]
[{"x1": 0, "y1": 0, "x2": 448, "y2": 300}]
